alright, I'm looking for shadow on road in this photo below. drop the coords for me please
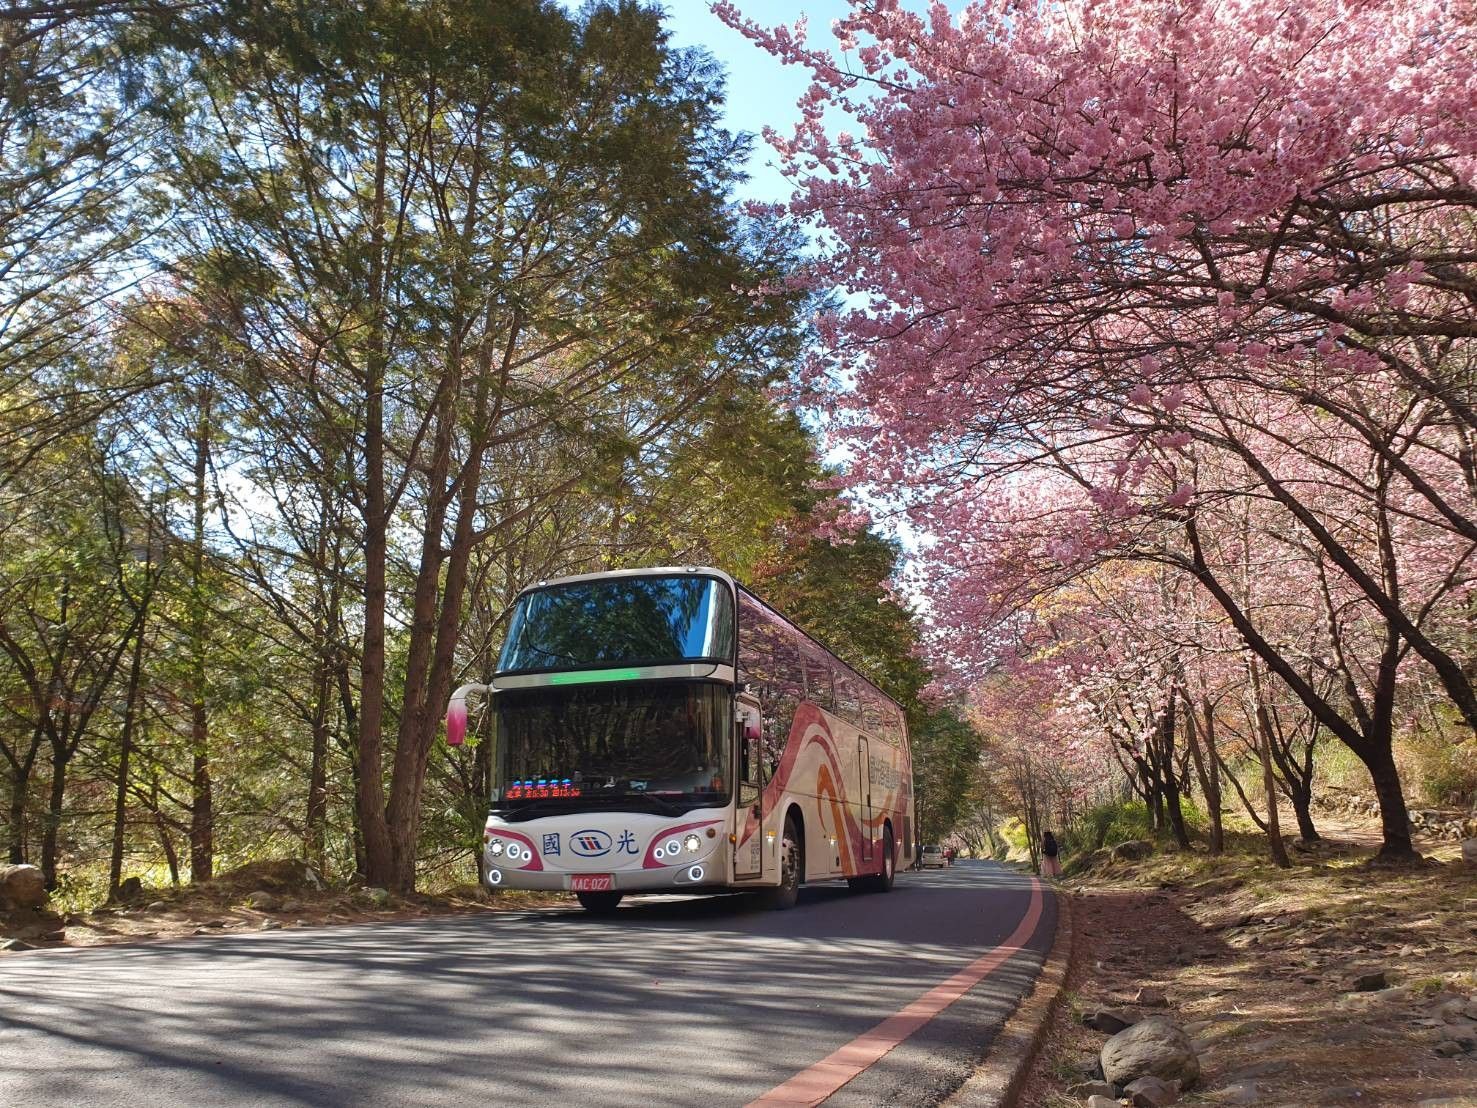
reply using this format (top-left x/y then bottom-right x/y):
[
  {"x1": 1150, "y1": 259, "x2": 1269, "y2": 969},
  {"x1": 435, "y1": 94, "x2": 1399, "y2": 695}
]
[{"x1": 0, "y1": 862, "x2": 1049, "y2": 1108}]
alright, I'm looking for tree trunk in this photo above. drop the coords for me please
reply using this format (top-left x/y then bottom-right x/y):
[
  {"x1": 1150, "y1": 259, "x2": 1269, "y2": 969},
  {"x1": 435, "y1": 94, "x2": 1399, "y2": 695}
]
[
  {"x1": 7, "y1": 729, "x2": 40, "y2": 864},
  {"x1": 1158, "y1": 703, "x2": 1191, "y2": 849},
  {"x1": 153, "y1": 807, "x2": 180, "y2": 887},
  {"x1": 1257, "y1": 717, "x2": 1291, "y2": 868},
  {"x1": 1184, "y1": 697, "x2": 1223, "y2": 854},
  {"x1": 1360, "y1": 741, "x2": 1419, "y2": 862},
  {"x1": 190, "y1": 742, "x2": 212, "y2": 881},
  {"x1": 109, "y1": 617, "x2": 148, "y2": 899},
  {"x1": 6, "y1": 774, "x2": 24, "y2": 868},
  {"x1": 1288, "y1": 784, "x2": 1320, "y2": 843},
  {"x1": 355, "y1": 101, "x2": 396, "y2": 891},
  {"x1": 39, "y1": 745, "x2": 68, "y2": 890},
  {"x1": 188, "y1": 384, "x2": 214, "y2": 883},
  {"x1": 305, "y1": 657, "x2": 331, "y2": 868}
]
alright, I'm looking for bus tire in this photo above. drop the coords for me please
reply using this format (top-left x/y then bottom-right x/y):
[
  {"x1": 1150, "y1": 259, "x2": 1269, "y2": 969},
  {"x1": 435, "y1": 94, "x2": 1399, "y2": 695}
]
[
  {"x1": 874, "y1": 825, "x2": 896, "y2": 893},
  {"x1": 576, "y1": 891, "x2": 623, "y2": 914},
  {"x1": 851, "y1": 825, "x2": 896, "y2": 894},
  {"x1": 762, "y1": 814, "x2": 803, "y2": 910}
]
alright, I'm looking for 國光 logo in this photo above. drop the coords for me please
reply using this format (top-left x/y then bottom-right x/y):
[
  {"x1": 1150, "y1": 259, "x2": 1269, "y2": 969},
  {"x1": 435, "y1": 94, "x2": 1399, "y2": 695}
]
[{"x1": 571, "y1": 830, "x2": 613, "y2": 857}]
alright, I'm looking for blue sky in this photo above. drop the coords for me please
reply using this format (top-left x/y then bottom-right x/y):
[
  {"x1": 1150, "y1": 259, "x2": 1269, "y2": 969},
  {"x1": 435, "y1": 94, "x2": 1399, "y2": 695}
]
[
  {"x1": 561, "y1": 2, "x2": 960, "y2": 206},
  {"x1": 659, "y1": 1, "x2": 863, "y2": 205}
]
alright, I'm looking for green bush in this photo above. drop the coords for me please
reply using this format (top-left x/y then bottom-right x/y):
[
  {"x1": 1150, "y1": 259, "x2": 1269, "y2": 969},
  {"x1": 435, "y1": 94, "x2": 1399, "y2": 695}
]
[
  {"x1": 1062, "y1": 796, "x2": 1207, "y2": 856},
  {"x1": 1405, "y1": 732, "x2": 1477, "y2": 807},
  {"x1": 1000, "y1": 817, "x2": 1029, "y2": 855}
]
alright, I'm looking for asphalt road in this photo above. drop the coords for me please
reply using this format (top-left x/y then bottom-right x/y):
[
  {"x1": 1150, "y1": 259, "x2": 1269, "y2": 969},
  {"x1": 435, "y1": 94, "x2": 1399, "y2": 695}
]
[{"x1": 0, "y1": 860, "x2": 1055, "y2": 1107}]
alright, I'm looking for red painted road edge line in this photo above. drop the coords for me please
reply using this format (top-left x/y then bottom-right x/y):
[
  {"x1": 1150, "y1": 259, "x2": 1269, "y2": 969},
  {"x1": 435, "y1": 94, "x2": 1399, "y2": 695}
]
[{"x1": 747, "y1": 877, "x2": 1046, "y2": 1107}]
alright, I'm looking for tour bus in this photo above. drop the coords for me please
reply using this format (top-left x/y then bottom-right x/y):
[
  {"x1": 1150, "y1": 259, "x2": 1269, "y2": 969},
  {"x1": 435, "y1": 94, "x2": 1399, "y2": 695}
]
[{"x1": 446, "y1": 566, "x2": 914, "y2": 913}]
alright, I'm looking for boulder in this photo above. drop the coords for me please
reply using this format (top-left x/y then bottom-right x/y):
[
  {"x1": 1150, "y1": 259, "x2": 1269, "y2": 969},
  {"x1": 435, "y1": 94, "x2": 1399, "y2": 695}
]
[
  {"x1": 1113, "y1": 840, "x2": 1154, "y2": 862},
  {"x1": 1125, "y1": 1075, "x2": 1180, "y2": 1106},
  {"x1": 361, "y1": 887, "x2": 392, "y2": 907},
  {"x1": 0, "y1": 864, "x2": 47, "y2": 911},
  {"x1": 1068, "y1": 1080, "x2": 1117, "y2": 1098},
  {"x1": 1462, "y1": 838, "x2": 1477, "y2": 865},
  {"x1": 1102, "y1": 1016, "x2": 1201, "y2": 1090},
  {"x1": 1443, "y1": 1023, "x2": 1477, "y2": 1049},
  {"x1": 1087, "y1": 1098, "x2": 1120, "y2": 1108},
  {"x1": 243, "y1": 891, "x2": 281, "y2": 912},
  {"x1": 1134, "y1": 987, "x2": 1170, "y2": 1008},
  {"x1": 1434, "y1": 998, "x2": 1470, "y2": 1022},
  {"x1": 1084, "y1": 1008, "x2": 1137, "y2": 1034}
]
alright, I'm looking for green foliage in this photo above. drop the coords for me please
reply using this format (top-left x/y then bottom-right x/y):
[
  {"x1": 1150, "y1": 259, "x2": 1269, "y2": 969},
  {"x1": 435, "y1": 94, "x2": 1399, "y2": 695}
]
[
  {"x1": 1405, "y1": 731, "x2": 1477, "y2": 806},
  {"x1": 1000, "y1": 817, "x2": 1028, "y2": 854},
  {"x1": 911, "y1": 705, "x2": 982, "y2": 843},
  {"x1": 1061, "y1": 797, "x2": 1208, "y2": 857}
]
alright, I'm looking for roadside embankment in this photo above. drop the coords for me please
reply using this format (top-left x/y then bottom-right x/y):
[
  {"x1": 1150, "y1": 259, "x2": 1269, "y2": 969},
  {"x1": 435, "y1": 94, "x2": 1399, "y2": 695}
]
[{"x1": 1015, "y1": 827, "x2": 1477, "y2": 1107}]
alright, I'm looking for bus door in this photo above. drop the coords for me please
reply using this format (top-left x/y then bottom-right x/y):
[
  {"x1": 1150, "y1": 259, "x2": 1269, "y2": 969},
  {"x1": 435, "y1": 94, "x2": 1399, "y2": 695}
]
[
  {"x1": 858, "y1": 736, "x2": 874, "y2": 864},
  {"x1": 734, "y1": 697, "x2": 764, "y2": 879}
]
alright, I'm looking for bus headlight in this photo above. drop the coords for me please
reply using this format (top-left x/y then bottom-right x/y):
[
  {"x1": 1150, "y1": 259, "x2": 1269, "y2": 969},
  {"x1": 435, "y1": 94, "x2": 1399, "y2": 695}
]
[
  {"x1": 488, "y1": 839, "x2": 505, "y2": 857},
  {"x1": 663, "y1": 838, "x2": 682, "y2": 858},
  {"x1": 684, "y1": 834, "x2": 701, "y2": 853},
  {"x1": 486, "y1": 868, "x2": 503, "y2": 886},
  {"x1": 687, "y1": 865, "x2": 704, "y2": 883}
]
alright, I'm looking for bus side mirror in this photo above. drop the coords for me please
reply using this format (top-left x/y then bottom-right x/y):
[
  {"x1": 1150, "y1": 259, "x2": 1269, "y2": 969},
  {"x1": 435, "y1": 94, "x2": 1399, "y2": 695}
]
[{"x1": 446, "y1": 683, "x2": 491, "y2": 746}]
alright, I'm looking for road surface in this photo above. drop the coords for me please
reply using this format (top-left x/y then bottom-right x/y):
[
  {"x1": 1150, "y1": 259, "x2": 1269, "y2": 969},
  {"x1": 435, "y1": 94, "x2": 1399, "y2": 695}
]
[{"x1": 0, "y1": 860, "x2": 1054, "y2": 1107}]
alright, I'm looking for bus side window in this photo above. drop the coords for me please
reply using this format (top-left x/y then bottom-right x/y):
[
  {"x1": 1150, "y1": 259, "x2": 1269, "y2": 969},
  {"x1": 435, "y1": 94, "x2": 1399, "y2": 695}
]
[
  {"x1": 862, "y1": 690, "x2": 884, "y2": 740},
  {"x1": 765, "y1": 627, "x2": 803, "y2": 780},
  {"x1": 834, "y1": 670, "x2": 861, "y2": 727},
  {"x1": 803, "y1": 646, "x2": 834, "y2": 712}
]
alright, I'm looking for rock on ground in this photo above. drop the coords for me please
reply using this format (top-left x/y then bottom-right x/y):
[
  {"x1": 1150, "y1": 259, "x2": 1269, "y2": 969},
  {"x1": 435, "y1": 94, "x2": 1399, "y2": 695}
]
[
  {"x1": 1113, "y1": 840, "x2": 1154, "y2": 862},
  {"x1": 0, "y1": 864, "x2": 47, "y2": 910},
  {"x1": 1101, "y1": 1015, "x2": 1201, "y2": 1090},
  {"x1": 1125, "y1": 1074, "x2": 1181, "y2": 1106},
  {"x1": 1083, "y1": 1008, "x2": 1137, "y2": 1034}
]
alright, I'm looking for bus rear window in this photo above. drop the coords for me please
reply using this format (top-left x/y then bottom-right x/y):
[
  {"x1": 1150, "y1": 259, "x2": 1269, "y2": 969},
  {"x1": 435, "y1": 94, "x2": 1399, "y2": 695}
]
[{"x1": 498, "y1": 575, "x2": 734, "y2": 673}]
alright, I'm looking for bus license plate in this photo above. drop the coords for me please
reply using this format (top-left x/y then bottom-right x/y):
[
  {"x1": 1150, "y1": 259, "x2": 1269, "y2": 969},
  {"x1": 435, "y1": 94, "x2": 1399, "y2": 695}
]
[{"x1": 570, "y1": 874, "x2": 612, "y2": 892}]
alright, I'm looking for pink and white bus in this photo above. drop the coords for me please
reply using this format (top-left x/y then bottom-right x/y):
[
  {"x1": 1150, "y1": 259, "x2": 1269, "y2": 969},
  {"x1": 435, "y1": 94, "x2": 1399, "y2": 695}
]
[{"x1": 447, "y1": 567, "x2": 914, "y2": 913}]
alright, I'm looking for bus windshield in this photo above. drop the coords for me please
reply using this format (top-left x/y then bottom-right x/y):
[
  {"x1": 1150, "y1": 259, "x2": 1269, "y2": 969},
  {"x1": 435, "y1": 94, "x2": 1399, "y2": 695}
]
[
  {"x1": 493, "y1": 681, "x2": 730, "y2": 811},
  {"x1": 498, "y1": 575, "x2": 734, "y2": 674}
]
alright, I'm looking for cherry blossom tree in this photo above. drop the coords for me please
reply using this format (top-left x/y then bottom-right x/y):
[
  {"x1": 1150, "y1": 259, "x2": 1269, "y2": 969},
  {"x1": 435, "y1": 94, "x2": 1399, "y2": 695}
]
[{"x1": 722, "y1": 0, "x2": 1477, "y2": 860}]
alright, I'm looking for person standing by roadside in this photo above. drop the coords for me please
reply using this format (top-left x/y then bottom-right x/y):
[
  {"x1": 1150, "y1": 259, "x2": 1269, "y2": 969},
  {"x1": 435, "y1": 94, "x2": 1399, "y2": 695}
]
[{"x1": 1040, "y1": 830, "x2": 1062, "y2": 877}]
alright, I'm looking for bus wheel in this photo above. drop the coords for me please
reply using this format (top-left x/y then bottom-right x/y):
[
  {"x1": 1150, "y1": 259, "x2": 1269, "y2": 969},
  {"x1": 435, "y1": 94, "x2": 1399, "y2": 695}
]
[
  {"x1": 850, "y1": 826, "x2": 896, "y2": 894},
  {"x1": 874, "y1": 826, "x2": 896, "y2": 893},
  {"x1": 763, "y1": 815, "x2": 803, "y2": 910},
  {"x1": 576, "y1": 891, "x2": 623, "y2": 915}
]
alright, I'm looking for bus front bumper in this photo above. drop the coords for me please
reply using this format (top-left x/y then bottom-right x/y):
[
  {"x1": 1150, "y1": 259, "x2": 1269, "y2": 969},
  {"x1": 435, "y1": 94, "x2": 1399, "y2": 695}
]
[{"x1": 482, "y1": 863, "x2": 722, "y2": 894}]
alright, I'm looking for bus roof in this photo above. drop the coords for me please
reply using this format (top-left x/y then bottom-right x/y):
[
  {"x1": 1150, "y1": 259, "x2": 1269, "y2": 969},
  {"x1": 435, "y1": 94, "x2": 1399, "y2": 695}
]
[{"x1": 513, "y1": 565, "x2": 735, "y2": 596}]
